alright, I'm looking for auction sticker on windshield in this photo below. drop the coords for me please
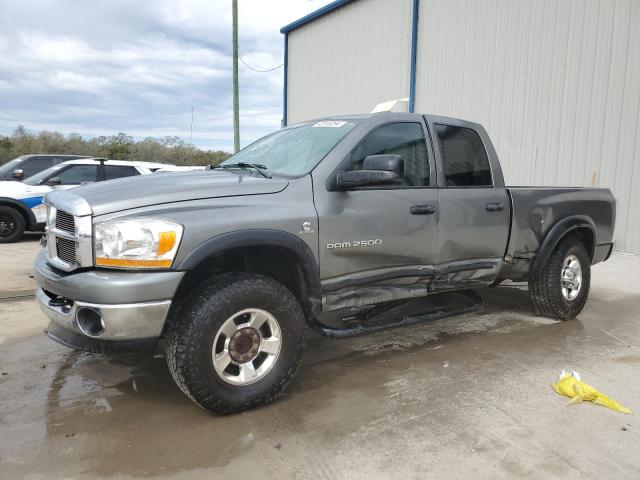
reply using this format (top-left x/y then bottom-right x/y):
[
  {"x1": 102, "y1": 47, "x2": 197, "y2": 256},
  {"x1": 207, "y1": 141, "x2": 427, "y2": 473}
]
[{"x1": 312, "y1": 121, "x2": 348, "y2": 128}]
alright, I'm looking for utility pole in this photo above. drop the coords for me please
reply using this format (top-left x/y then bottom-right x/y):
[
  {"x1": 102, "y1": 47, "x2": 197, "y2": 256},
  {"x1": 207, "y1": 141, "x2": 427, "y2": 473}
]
[
  {"x1": 232, "y1": 0, "x2": 240, "y2": 153},
  {"x1": 190, "y1": 106, "x2": 194, "y2": 145}
]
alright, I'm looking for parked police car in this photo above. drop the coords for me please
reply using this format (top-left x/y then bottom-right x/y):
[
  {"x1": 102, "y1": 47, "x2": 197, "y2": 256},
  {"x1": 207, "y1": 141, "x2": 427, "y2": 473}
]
[{"x1": 0, "y1": 157, "x2": 167, "y2": 243}]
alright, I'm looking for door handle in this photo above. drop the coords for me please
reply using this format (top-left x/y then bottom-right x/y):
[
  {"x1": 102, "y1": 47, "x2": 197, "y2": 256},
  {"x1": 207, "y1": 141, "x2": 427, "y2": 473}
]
[
  {"x1": 410, "y1": 204, "x2": 437, "y2": 215},
  {"x1": 485, "y1": 202, "x2": 505, "y2": 212}
]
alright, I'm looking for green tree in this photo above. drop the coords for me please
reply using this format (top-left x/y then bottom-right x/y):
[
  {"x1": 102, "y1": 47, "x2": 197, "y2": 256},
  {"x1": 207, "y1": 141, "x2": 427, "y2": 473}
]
[{"x1": 0, "y1": 126, "x2": 231, "y2": 166}]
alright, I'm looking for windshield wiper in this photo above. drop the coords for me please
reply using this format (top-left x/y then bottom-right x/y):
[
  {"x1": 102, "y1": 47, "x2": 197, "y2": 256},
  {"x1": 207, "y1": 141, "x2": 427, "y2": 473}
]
[{"x1": 211, "y1": 162, "x2": 272, "y2": 179}]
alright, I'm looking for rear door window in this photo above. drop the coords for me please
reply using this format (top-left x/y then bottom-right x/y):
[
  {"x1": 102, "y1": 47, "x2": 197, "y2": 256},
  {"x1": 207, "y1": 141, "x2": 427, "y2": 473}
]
[
  {"x1": 104, "y1": 166, "x2": 140, "y2": 180},
  {"x1": 21, "y1": 157, "x2": 54, "y2": 178},
  {"x1": 435, "y1": 124, "x2": 492, "y2": 187}
]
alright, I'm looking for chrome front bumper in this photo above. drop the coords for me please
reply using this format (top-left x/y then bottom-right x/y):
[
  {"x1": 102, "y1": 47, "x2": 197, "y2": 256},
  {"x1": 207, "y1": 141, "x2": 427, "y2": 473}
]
[
  {"x1": 36, "y1": 287, "x2": 171, "y2": 341},
  {"x1": 33, "y1": 249, "x2": 184, "y2": 351}
]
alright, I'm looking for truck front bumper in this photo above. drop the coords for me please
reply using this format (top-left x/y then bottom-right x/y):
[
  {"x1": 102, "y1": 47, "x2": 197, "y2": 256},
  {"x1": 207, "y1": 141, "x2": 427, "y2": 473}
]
[{"x1": 33, "y1": 249, "x2": 185, "y2": 352}]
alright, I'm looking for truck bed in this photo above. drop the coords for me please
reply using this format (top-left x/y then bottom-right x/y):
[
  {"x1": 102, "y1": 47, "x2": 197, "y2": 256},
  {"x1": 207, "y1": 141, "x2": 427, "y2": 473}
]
[{"x1": 504, "y1": 186, "x2": 615, "y2": 279}]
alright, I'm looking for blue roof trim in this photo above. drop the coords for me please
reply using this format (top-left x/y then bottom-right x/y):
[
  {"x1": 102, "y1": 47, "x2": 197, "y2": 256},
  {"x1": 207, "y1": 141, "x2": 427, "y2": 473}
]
[
  {"x1": 280, "y1": 0, "x2": 355, "y2": 34},
  {"x1": 408, "y1": 0, "x2": 419, "y2": 113},
  {"x1": 283, "y1": 34, "x2": 289, "y2": 126}
]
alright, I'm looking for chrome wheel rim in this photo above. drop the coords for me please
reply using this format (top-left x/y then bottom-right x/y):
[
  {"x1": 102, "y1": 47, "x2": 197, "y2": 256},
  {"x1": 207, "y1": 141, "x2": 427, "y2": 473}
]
[
  {"x1": 212, "y1": 308, "x2": 282, "y2": 386},
  {"x1": 561, "y1": 254, "x2": 582, "y2": 301}
]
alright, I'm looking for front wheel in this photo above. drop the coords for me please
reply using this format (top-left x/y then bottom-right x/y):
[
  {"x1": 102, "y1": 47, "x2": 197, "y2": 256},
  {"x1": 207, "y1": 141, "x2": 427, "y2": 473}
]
[
  {"x1": 528, "y1": 236, "x2": 591, "y2": 320},
  {"x1": 0, "y1": 206, "x2": 25, "y2": 243},
  {"x1": 165, "y1": 272, "x2": 306, "y2": 413}
]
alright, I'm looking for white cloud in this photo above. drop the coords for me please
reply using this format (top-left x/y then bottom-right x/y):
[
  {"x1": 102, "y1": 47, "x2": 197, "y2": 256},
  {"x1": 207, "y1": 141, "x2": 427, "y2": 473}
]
[{"x1": 0, "y1": 0, "x2": 333, "y2": 151}]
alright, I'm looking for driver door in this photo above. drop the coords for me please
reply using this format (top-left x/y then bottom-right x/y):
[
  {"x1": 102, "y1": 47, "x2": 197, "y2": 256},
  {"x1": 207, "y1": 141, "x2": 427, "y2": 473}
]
[{"x1": 315, "y1": 120, "x2": 439, "y2": 306}]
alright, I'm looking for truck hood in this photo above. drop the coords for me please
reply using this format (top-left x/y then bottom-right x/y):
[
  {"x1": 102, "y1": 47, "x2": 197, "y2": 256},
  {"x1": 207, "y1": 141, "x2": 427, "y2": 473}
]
[{"x1": 47, "y1": 170, "x2": 289, "y2": 216}]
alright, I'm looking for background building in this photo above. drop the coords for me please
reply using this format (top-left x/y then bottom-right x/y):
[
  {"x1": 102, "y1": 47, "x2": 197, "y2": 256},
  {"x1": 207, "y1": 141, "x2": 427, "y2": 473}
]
[{"x1": 281, "y1": 0, "x2": 640, "y2": 254}]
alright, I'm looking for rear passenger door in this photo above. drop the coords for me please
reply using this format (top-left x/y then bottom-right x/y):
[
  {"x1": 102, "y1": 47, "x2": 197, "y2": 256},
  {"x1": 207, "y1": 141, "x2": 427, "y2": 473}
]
[{"x1": 428, "y1": 119, "x2": 509, "y2": 286}]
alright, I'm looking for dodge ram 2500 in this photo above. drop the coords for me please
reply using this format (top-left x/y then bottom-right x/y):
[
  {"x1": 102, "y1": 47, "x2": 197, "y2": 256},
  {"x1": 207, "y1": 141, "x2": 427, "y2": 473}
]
[{"x1": 33, "y1": 113, "x2": 615, "y2": 413}]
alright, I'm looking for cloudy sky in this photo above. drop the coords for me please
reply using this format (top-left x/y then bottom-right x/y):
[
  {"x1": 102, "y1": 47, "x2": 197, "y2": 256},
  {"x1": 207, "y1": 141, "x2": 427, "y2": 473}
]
[{"x1": 0, "y1": 0, "x2": 333, "y2": 152}]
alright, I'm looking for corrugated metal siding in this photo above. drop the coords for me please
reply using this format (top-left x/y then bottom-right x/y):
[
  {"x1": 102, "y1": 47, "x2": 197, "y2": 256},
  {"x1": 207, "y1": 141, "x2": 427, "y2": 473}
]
[
  {"x1": 286, "y1": 0, "x2": 414, "y2": 124},
  {"x1": 415, "y1": 0, "x2": 640, "y2": 253}
]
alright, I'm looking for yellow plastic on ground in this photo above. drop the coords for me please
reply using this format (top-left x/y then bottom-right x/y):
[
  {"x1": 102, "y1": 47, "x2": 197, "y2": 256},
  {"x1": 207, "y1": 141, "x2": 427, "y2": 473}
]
[{"x1": 552, "y1": 370, "x2": 631, "y2": 414}]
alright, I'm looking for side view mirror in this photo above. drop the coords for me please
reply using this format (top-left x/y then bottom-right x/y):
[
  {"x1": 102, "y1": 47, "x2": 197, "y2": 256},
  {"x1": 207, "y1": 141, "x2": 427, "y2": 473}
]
[
  {"x1": 11, "y1": 169, "x2": 24, "y2": 180},
  {"x1": 46, "y1": 177, "x2": 62, "y2": 186},
  {"x1": 337, "y1": 154, "x2": 404, "y2": 190}
]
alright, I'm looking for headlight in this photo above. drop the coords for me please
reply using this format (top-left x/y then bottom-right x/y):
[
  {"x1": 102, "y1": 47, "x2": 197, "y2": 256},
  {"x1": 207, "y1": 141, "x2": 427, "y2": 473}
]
[{"x1": 94, "y1": 218, "x2": 183, "y2": 269}]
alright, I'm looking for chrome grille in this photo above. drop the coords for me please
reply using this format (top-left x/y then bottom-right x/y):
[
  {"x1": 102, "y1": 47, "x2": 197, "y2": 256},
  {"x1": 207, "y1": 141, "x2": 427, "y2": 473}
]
[
  {"x1": 45, "y1": 198, "x2": 93, "y2": 272},
  {"x1": 56, "y1": 237, "x2": 77, "y2": 264},
  {"x1": 55, "y1": 211, "x2": 75, "y2": 233}
]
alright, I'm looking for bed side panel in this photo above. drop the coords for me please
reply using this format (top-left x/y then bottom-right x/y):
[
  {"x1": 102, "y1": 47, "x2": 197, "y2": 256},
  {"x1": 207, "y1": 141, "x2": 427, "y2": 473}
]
[{"x1": 506, "y1": 187, "x2": 615, "y2": 260}]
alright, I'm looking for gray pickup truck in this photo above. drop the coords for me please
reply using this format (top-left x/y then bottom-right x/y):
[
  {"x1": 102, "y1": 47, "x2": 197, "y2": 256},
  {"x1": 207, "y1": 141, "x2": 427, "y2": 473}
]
[{"x1": 34, "y1": 113, "x2": 615, "y2": 413}]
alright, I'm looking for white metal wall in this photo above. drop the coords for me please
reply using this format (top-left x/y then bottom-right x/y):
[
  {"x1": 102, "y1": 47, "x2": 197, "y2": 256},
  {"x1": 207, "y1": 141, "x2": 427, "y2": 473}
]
[
  {"x1": 286, "y1": 0, "x2": 414, "y2": 124},
  {"x1": 415, "y1": 0, "x2": 640, "y2": 253}
]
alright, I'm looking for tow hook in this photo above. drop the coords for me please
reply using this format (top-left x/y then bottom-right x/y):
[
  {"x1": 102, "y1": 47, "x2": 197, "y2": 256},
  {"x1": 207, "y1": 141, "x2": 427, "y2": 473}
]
[{"x1": 48, "y1": 296, "x2": 73, "y2": 314}]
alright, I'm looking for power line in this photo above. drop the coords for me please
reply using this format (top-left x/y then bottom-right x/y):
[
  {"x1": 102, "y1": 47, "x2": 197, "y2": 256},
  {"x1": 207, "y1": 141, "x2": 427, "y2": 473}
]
[{"x1": 239, "y1": 56, "x2": 283, "y2": 72}]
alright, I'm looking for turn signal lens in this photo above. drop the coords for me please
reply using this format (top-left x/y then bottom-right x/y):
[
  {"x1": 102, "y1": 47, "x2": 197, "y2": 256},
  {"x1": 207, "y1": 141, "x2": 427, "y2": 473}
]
[{"x1": 157, "y1": 231, "x2": 177, "y2": 256}]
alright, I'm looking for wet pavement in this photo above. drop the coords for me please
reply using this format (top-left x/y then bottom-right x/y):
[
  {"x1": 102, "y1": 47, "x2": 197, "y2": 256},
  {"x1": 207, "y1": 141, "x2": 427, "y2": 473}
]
[{"x1": 1, "y1": 239, "x2": 639, "y2": 479}]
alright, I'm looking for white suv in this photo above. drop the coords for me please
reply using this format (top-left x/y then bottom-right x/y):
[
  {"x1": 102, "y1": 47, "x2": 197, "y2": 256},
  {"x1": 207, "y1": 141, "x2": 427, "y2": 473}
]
[{"x1": 0, "y1": 158, "x2": 170, "y2": 243}]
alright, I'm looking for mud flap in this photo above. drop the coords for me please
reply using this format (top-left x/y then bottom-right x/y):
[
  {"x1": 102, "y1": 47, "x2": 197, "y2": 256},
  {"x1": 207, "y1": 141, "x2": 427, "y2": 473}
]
[{"x1": 316, "y1": 290, "x2": 483, "y2": 338}]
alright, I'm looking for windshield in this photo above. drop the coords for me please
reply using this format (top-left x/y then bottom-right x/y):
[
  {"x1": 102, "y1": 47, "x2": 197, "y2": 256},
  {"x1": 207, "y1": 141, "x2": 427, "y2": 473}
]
[
  {"x1": 0, "y1": 157, "x2": 24, "y2": 177},
  {"x1": 23, "y1": 164, "x2": 64, "y2": 186},
  {"x1": 221, "y1": 120, "x2": 356, "y2": 176}
]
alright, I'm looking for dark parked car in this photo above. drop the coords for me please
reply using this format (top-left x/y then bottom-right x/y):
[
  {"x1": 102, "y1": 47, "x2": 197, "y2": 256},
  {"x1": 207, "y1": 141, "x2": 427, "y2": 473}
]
[{"x1": 0, "y1": 154, "x2": 90, "y2": 182}]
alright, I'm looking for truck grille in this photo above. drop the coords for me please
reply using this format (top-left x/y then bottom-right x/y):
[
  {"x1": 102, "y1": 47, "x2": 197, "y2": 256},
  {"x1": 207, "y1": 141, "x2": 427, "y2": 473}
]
[
  {"x1": 56, "y1": 237, "x2": 77, "y2": 264},
  {"x1": 55, "y1": 211, "x2": 75, "y2": 233},
  {"x1": 45, "y1": 202, "x2": 92, "y2": 272}
]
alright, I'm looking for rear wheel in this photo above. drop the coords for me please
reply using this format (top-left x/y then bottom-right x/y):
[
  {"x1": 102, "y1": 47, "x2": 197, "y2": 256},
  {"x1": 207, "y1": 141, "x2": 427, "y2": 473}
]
[
  {"x1": 165, "y1": 272, "x2": 306, "y2": 413},
  {"x1": 0, "y1": 206, "x2": 25, "y2": 243},
  {"x1": 528, "y1": 236, "x2": 591, "y2": 320}
]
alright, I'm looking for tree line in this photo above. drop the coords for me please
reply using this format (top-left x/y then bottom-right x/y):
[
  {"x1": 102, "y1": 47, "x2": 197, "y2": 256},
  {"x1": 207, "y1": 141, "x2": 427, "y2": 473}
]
[{"x1": 0, "y1": 126, "x2": 231, "y2": 166}]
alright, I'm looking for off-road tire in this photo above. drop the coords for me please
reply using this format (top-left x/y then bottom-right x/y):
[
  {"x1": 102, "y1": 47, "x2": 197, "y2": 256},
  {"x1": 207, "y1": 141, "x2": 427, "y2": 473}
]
[
  {"x1": 528, "y1": 236, "x2": 591, "y2": 320},
  {"x1": 165, "y1": 272, "x2": 306, "y2": 414},
  {"x1": 0, "y1": 206, "x2": 25, "y2": 243}
]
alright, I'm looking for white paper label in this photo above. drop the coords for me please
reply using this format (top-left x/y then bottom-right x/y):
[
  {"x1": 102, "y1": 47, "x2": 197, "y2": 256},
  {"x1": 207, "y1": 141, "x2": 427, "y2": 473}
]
[{"x1": 312, "y1": 121, "x2": 348, "y2": 128}]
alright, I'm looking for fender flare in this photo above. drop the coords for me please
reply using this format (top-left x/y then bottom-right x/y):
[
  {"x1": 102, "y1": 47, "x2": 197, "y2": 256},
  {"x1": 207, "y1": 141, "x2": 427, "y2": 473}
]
[
  {"x1": 177, "y1": 229, "x2": 322, "y2": 313},
  {"x1": 529, "y1": 215, "x2": 596, "y2": 278},
  {"x1": 0, "y1": 197, "x2": 39, "y2": 230}
]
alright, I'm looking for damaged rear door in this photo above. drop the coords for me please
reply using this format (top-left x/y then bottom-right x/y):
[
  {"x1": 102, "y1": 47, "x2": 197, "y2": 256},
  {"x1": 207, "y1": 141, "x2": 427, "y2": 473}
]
[{"x1": 427, "y1": 117, "x2": 510, "y2": 288}]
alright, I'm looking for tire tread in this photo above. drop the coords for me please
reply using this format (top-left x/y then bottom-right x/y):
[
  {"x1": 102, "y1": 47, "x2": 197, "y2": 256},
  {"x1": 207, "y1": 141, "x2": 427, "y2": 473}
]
[
  {"x1": 165, "y1": 272, "x2": 305, "y2": 414},
  {"x1": 528, "y1": 235, "x2": 590, "y2": 320}
]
